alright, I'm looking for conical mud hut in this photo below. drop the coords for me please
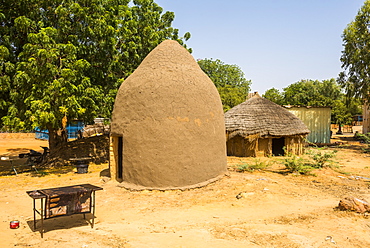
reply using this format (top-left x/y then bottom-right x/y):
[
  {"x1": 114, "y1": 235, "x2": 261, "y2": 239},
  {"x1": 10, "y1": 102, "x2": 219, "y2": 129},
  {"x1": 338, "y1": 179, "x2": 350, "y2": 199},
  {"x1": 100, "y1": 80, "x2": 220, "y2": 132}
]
[
  {"x1": 225, "y1": 94, "x2": 310, "y2": 157},
  {"x1": 110, "y1": 40, "x2": 227, "y2": 190}
]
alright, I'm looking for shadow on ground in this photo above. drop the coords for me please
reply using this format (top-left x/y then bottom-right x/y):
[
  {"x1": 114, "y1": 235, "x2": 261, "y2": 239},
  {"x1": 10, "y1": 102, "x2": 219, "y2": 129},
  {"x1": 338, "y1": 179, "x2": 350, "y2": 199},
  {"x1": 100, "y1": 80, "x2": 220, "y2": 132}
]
[{"x1": 26, "y1": 213, "x2": 95, "y2": 236}]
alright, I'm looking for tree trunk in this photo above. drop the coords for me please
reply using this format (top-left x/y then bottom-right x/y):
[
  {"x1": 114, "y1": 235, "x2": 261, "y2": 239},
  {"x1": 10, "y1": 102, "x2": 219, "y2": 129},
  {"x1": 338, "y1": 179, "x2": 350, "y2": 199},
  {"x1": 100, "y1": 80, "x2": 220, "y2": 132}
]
[
  {"x1": 48, "y1": 127, "x2": 68, "y2": 151},
  {"x1": 336, "y1": 124, "x2": 343, "y2": 135}
]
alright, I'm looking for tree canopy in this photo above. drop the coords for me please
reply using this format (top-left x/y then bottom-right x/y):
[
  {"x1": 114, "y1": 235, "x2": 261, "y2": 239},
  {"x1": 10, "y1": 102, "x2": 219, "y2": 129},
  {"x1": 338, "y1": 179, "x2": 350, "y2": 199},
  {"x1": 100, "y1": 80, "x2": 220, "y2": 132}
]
[
  {"x1": 0, "y1": 0, "x2": 190, "y2": 148},
  {"x1": 339, "y1": 0, "x2": 370, "y2": 102},
  {"x1": 263, "y1": 79, "x2": 362, "y2": 126},
  {"x1": 261, "y1": 88, "x2": 285, "y2": 106},
  {"x1": 197, "y1": 58, "x2": 251, "y2": 112}
]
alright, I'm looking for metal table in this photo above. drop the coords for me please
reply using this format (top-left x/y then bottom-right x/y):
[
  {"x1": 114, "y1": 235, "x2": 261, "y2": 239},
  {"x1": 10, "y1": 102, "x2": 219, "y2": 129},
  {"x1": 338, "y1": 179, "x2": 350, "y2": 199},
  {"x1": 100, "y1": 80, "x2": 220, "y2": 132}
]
[
  {"x1": 1, "y1": 156, "x2": 38, "y2": 175},
  {"x1": 26, "y1": 184, "x2": 103, "y2": 238}
]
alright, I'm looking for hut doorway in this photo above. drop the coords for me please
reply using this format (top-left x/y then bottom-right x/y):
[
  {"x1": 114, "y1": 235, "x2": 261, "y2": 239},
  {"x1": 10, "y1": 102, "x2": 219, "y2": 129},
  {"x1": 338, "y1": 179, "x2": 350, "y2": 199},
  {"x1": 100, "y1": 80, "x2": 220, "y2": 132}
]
[
  {"x1": 272, "y1": 137, "x2": 285, "y2": 156},
  {"x1": 117, "y1": 136, "x2": 123, "y2": 179}
]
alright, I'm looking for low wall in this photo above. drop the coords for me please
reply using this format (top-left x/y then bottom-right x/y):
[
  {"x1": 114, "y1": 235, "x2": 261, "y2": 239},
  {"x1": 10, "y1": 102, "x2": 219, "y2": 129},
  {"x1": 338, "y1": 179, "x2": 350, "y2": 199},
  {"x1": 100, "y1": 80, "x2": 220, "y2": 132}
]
[{"x1": 0, "y1": 133, "x2": 35, "y2": 139}]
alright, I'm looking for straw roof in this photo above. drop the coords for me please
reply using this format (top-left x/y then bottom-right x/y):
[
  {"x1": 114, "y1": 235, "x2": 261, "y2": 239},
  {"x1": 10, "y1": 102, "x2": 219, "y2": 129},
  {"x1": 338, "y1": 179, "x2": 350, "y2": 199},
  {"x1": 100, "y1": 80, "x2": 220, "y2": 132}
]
[{"x1": 225, "y1": 95, "x2": 310, "y2": 138}]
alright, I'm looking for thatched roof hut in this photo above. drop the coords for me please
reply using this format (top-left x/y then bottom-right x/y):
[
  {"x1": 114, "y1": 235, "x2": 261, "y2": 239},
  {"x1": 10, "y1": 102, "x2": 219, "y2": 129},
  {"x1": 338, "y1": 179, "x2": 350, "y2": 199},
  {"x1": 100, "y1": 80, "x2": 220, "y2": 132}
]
[
  {"x1": 110, "y1": 40, "x2": 227, "y2": 190},
  {"x1": 225, "y1": 94, "x2": 310, "y2": 157}
]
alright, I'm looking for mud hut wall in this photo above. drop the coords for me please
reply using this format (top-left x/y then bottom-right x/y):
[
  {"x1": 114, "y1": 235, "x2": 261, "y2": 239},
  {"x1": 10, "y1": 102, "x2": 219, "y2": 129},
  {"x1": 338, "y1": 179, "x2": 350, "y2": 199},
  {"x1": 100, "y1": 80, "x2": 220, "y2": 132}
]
[
  {"x1": 257, "y1": 138, "x2": 269, "y2": 157},
  {"x1": 297, "y1": 136, "x2": 305, "y2": 155},
  {"x1": 298, "y1": 137, "x2": 304, "y2": 155},
  {"x1": 284, "y1": 136, "x2": 294, "y2": 155},
  {"x1": 252, "y1": 137, "x2": 258, "y2": 157},
  {"x1": 227, "y1": 135, "x2": 246, "y2": 156},
  {"x1": 111, "y1": 40, "x2": 227, "y2": 189},
  {"x1": 245, "y1": 142, "x2": 256, "y2": 157},
  {"x1": 109, "y1": 136, "x2": 118, "y2": 181},
  {"x1": 227, "y1": 135, "x2": 268, "y2": 157},
  {"x1": 284, "y1": 136, "x2": 306, "y2": 155},
  {"x1": 266, "y1": 138, "x2": 273, "y2": 156},
  {"x1": 227, "y1": 134, "x2": 307, "y2": 157},
  {"x1": 116, "y1": 111, "x2": 226, "y2": 188},
  {"x1": 246, "y1": 134, "x2": 260, "y2": 157}
]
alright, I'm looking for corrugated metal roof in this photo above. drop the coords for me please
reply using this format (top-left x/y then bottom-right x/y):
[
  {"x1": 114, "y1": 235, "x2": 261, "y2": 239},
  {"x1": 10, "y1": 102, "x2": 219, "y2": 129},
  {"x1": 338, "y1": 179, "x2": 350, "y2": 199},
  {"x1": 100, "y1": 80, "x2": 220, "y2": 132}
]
[{"x1": 284, "y1": 106, "x2": 331, "y2": 143}]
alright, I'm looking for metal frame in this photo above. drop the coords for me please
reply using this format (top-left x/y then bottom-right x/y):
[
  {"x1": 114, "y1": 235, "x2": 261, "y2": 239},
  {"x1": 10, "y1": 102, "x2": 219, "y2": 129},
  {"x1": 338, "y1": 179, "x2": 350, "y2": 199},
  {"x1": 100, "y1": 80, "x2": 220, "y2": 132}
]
[
  {"x1": 27, "y1": 184, "x2": 102, "y2": 238},
  {"x1": 12, "y1": 162, "x2": 39, "y2": 175},
  {"x1": 0, "y1": 156, "x2": 38, "y2": 176}
]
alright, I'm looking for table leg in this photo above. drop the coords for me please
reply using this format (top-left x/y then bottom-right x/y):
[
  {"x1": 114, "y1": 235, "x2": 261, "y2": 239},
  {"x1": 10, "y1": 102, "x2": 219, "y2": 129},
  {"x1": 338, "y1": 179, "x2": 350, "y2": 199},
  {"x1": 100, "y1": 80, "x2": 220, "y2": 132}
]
[
  {"x1": 33, "y1": 198, "x2": 36, "y2": 230},
  {"x1": 11, "y1": 161, "x2": 18, "y2": 176},
  {"x1": 41, "y1": 198, "x2": 44, "y2": 238},
  {"x1": 92, "y1": 191, "x2": 95, "y2": 228}
]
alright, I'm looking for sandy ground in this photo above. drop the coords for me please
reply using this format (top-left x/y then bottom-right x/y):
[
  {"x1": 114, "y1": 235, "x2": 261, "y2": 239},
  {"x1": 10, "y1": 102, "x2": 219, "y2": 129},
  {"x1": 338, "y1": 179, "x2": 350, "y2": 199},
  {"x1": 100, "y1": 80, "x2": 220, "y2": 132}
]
[{"x1": 0, "y1": 134, "x2": 370, "y2": 248}]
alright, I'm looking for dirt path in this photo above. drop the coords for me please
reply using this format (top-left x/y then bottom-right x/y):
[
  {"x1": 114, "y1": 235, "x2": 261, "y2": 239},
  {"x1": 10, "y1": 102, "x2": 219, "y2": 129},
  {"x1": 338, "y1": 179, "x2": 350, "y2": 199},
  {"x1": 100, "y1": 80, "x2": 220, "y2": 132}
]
[{"x1": 0, "y1": 135, "x2": 370, "y2": 247}]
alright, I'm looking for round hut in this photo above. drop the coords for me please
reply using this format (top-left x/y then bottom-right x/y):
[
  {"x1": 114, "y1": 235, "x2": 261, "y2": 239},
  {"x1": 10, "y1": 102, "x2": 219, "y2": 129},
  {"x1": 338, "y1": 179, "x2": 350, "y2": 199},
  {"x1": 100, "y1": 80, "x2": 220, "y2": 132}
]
[
  {"x1": 110, "y1": 40, "x2": 227, "y2": 190},
  {"x1": 225, "y1": 94, "x2": 310, "y2": 157}
]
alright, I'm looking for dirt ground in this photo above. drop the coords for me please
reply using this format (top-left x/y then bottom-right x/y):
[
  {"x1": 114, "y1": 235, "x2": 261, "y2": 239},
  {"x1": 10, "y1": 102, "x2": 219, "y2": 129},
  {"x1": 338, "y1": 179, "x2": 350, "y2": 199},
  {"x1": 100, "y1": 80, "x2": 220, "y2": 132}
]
[{"x1": 0, "y1": 134, "x2": 370, "y2": 248}]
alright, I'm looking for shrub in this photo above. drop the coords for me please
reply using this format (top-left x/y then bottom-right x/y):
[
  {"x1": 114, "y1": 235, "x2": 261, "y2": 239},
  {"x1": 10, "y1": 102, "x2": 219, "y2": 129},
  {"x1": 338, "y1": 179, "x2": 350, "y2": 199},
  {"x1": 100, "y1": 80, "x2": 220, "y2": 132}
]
[
  {"x1": 362, "y1": 144, "x2": 370, "y2": 153},
  {"x1": 283, "y1": 154, "x2": 315, "y2": 175},
  {"x1": 354, "y1": 132, "x2": 370, "y2": 144},
  {"x1": 307, "y1": 148, "x2": 337, "y2": 169},
  {"x1": 236, "y1": 159, "x2": 269, "y2": 172}
]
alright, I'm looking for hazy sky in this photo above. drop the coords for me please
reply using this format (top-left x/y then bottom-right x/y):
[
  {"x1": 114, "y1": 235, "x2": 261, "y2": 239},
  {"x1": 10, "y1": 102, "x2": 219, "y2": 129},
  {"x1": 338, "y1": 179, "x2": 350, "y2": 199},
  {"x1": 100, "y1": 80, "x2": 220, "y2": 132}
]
[{"x1": 155, "y1": 0, "x2": 365, "y2": 94}]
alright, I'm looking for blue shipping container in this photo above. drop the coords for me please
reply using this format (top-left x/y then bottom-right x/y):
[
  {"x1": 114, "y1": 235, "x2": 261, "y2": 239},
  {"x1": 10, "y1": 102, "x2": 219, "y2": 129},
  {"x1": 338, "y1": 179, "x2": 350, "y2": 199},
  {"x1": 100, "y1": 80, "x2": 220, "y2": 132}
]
[{"x1": 35, "y1": 121, "x2": 84, "y2": 140}]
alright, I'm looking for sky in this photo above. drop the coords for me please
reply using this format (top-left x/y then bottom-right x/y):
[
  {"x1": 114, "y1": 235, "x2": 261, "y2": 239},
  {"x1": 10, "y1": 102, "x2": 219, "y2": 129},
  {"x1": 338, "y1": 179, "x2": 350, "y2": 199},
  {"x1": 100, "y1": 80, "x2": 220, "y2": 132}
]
[{"x1": 154, "y1": 0, "x2": 365, "y2": 94}]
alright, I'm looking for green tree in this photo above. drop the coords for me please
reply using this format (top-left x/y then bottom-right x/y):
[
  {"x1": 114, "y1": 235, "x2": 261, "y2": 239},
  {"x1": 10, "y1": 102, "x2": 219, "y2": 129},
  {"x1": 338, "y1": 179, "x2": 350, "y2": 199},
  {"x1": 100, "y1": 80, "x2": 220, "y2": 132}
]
[
  {"x1": 197, "y1": 58, "x2": 251, "y2": 112},
  {"x1": 0, "y1": 45, "x2": 12, "y2": 123},
  {"x1": 0, "y1": 0, "x2": 190, "y2": 149},
  {"x1": 339, "y1": 0, "x2": 370, "y2": 102},
  {"x1": 262, "y1": 88, "x2": 284, "y2": 105},
  {"x1": 283, "y1": 80, "x2": 316, "y2": 106},
  {"x1": 282, "y1": 79, "x2": 342, "y2": 106},
  {"x1": 264, "y1": 79, "x2": 362, "y2": 128}
]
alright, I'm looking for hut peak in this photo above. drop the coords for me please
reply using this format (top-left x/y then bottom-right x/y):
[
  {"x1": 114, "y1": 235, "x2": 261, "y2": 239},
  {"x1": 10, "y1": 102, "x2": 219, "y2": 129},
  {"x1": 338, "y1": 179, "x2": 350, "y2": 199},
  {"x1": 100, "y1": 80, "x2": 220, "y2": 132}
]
[
  {"x1": 247, "y1": 92, "x2": 260, "y2": 100},
  {"x1": 137, "y1": 39, "x2": 195, "y2": 71}
]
